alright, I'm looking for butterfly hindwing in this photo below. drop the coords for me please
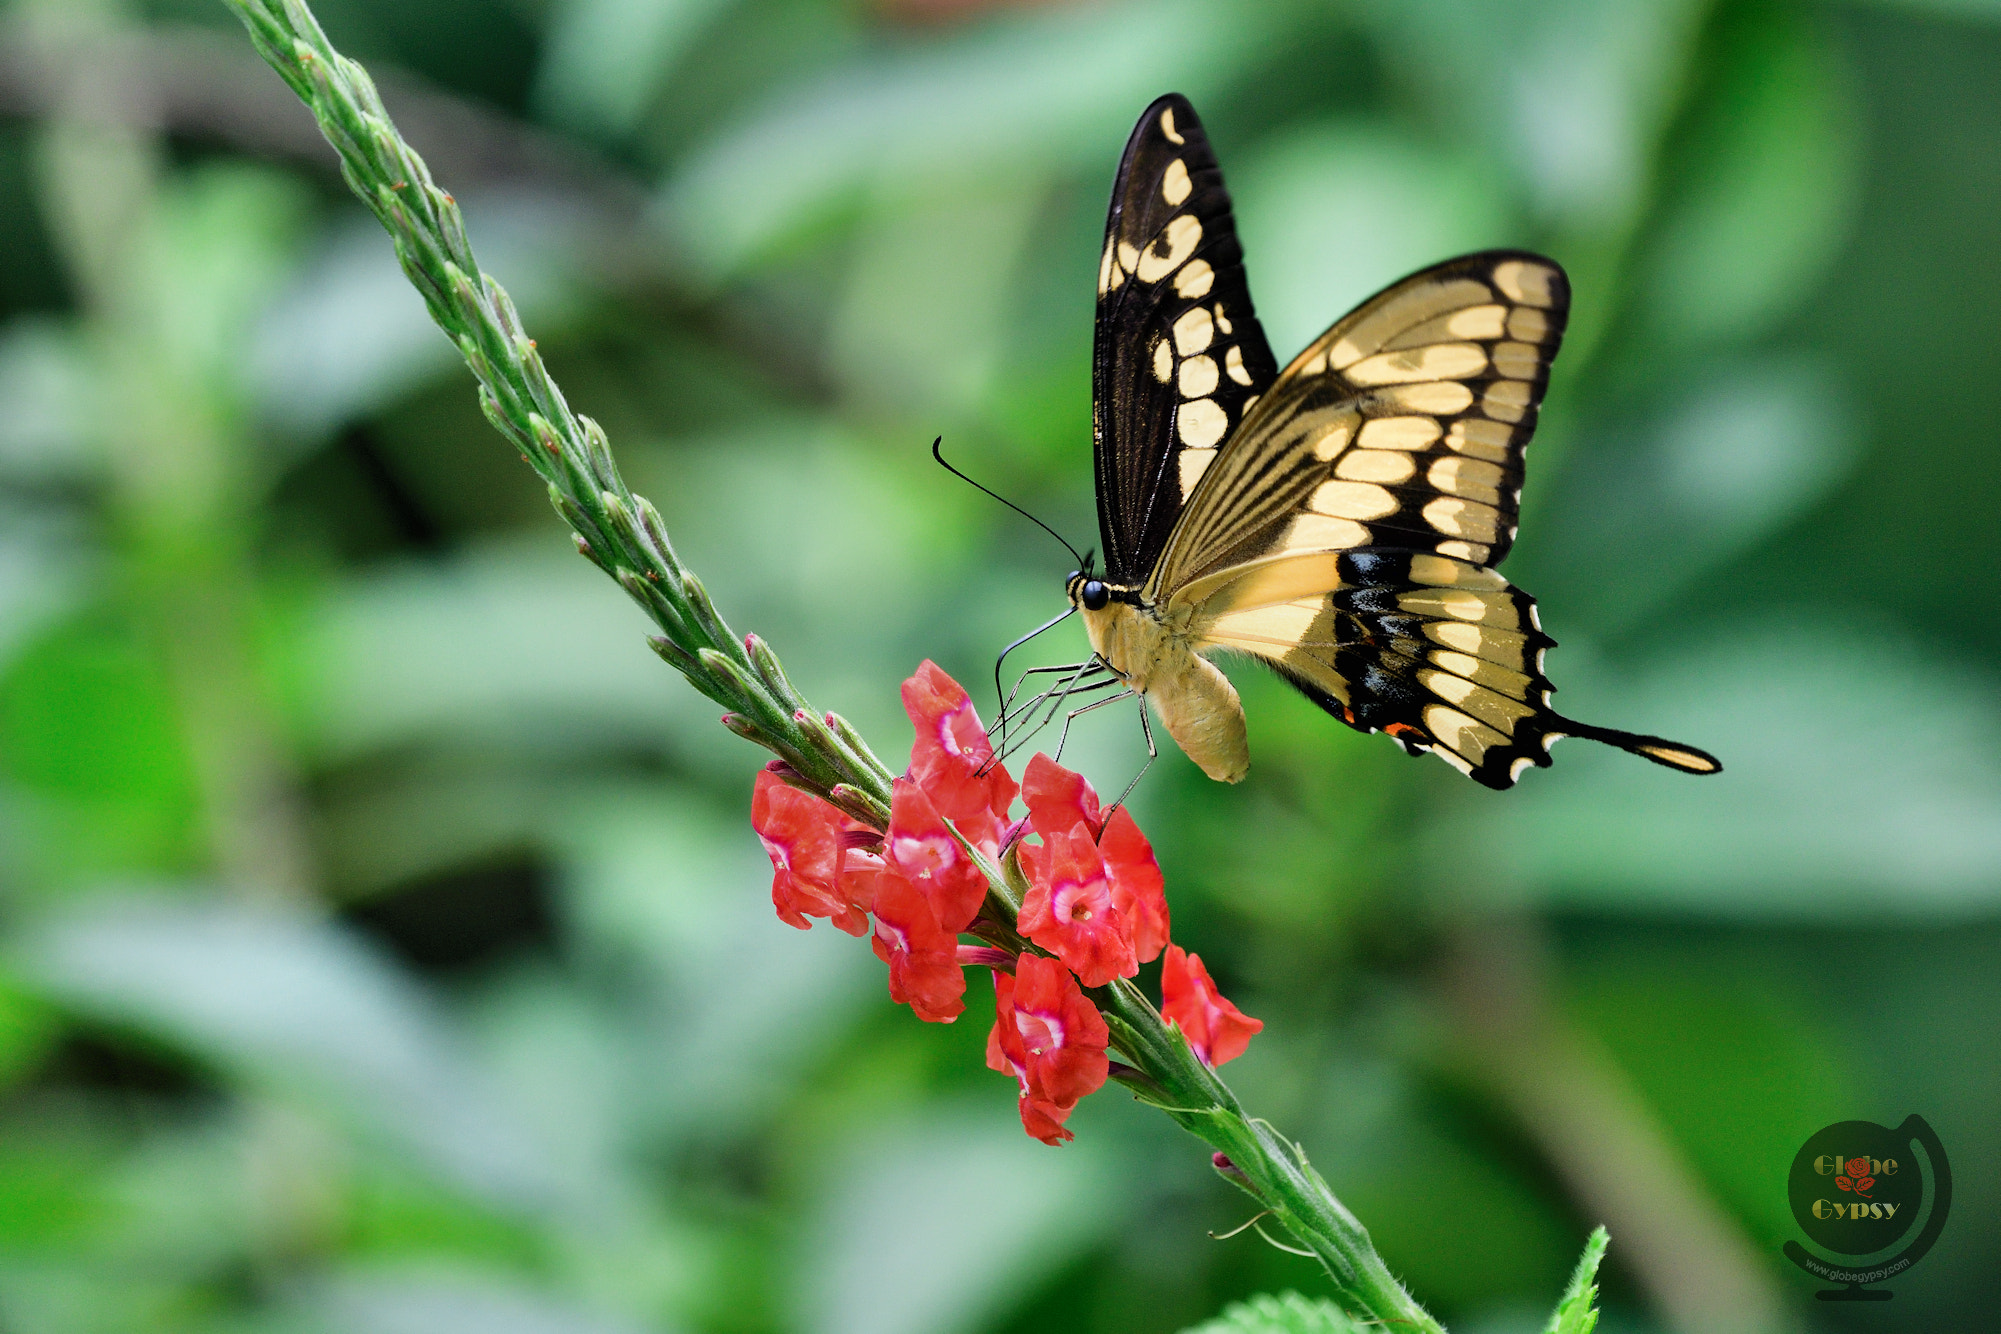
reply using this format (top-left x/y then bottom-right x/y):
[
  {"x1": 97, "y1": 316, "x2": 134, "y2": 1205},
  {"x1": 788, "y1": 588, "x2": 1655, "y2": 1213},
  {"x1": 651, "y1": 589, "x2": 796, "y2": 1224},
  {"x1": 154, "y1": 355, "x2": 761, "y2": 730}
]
[
  {"x1": 1200, "y1": 550, "x2": 1560, "y2": 786},
  {"x1": 1151, "y1": 251, "x2": 1569, "y2": 597},
  {"x1": 1093, "y1": 93, "x2": 1278, "y2": 584}
]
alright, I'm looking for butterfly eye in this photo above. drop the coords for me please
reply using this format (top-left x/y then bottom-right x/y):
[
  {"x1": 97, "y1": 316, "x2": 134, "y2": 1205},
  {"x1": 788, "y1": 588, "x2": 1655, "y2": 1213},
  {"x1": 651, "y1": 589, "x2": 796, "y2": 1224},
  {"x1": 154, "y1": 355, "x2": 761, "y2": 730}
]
[{"x1": 1081, "y1": 580, "x2": 1109, "y2": 611}]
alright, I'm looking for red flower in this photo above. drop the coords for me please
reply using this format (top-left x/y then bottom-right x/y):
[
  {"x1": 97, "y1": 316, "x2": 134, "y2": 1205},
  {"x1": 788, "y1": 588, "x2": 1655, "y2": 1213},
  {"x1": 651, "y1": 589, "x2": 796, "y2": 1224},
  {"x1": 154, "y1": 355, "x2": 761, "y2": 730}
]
[
  {"x1": 752, "y1": 766, "x2": 869, "y2": 937},
  {"x1": 871, "y1": 870, "x2": 965, "y2": 1023},
  {"x1": 987, "y1": 969, "x2": 1077, "y2": 1144},
  {"x1": 885, "y1": 777, "x2": 989, "y2": 935},
  {"x1": 903, "y1": 661, "x2": 1016, "y2": 848},
  {"x1": 1018, "y1": 755, "x2": 1170, "y2": 966},
  {"x1": 1098, "y1": 806, "x2": 1168, "y2": 963},
  {"x1": 1836, "y1": 1156, "x2": 1875, "y2": 1195},
  {"x1": 1011, "y1": 953, "x2": 1109, "y2": 1109},
  {"x1": 1022, "y1": 753, "x2": 1104, "y2": 841},
  {"x1": 1161, "y1": 945, "x2": 1262, "y2": 1067},
  {"x1": 1018, "y1": 823, "x2": 1136, "y2": 987}
]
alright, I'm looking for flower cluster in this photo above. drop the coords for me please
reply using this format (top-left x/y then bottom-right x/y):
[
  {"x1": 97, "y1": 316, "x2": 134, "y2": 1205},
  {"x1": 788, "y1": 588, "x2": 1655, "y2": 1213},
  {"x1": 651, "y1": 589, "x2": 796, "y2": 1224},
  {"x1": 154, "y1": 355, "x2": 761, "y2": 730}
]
[{"x1": 750, "y1": 660, "x2": 1262, "y2": 1142}]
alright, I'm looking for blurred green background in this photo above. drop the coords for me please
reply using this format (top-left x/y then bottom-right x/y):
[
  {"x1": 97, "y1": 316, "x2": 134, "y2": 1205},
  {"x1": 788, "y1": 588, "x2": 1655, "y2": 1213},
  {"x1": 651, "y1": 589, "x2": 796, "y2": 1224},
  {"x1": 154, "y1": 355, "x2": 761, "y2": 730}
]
[{"x1": 0, "y1": 0, "x2": 1996, "y2": 1330}]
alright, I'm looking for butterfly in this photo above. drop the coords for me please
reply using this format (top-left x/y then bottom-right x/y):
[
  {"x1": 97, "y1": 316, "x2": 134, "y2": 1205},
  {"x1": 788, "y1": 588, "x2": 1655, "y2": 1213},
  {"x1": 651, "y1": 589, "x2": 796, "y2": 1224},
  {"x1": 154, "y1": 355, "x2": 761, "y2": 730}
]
[{"x1": 1053, "y1": 93, "x2": 1720, "y2": 790}]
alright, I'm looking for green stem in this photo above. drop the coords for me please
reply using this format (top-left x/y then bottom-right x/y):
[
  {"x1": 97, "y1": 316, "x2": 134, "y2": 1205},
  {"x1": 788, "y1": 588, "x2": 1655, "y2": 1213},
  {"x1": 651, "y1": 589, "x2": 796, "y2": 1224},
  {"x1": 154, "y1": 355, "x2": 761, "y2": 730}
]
[{"x1": 218, "y1": 3, "x2": 1443, "y2": 1327}]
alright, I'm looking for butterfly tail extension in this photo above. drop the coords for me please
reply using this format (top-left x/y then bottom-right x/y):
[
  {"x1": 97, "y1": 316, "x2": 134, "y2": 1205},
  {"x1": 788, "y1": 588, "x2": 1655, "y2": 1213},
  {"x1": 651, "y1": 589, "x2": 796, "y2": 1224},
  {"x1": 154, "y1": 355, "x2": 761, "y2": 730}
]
[{"x1": 1552, "y1": 720, "x2": 1723, "y2": 776}]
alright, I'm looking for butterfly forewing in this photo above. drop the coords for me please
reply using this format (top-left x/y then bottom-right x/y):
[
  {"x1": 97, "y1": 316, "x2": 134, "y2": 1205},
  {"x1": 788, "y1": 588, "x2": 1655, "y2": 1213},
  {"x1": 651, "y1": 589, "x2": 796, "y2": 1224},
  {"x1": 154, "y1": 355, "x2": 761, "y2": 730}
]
[
  {"x1": 1152, "y1": 251, "x2": 1569, "y2": 596},
  {"x1": 1093, "y1": 94, "x2": 1279, "y2": 584}
]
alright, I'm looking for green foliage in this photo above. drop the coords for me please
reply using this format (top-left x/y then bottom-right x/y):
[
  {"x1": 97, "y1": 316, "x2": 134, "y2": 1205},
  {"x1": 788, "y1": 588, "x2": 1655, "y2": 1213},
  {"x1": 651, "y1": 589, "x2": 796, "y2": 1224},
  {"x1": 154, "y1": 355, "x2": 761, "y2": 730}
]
[
  {"x1": 1542, "y1": 1227, "x2": 1607, "y2": 1334},
  {"x1": 1178, "y1": 1290, "x2": 1361, "y2": 1334}
]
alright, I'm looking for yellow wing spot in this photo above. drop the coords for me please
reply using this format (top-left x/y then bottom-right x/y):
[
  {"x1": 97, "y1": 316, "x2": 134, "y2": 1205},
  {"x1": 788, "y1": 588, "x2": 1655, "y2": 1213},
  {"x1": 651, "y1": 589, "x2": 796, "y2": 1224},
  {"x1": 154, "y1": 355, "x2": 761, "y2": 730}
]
[
  {"x1": 1357, "y1": 416, "x2": 1442, "y2": 451},
  {"x1": 1280, "y1": 513, "x2": 1370, "y2": 553},
  {"x1": 1152, "y1": 338, "x2": 1173, "y2": 383},
  {"x1": 1422, "y1": 620, "x2": 1530, "y2": 658},
  {"x1": 1423, "y1": 496, "x2": 1502, "y2": 543},
  {"x1": 1162, "y1": 158, "x2": 1192, "y2": 206},
  {"x1": 1424, "y1": 704, "x2": 1506, "y2": 759},
  {"x1": 1509, "y1": 755, "x2": 1537, "y2": 780},
  {"x1": 1376, "y1": 382, "x2": 1474, "y2": 415},
  {"x1": 1421, "y1": 669, "x2": 1534, "y2": 729},
  {"x1": 1482, "y1": 380, "x2": 1531, "y2": 423},
  {"x1": 1178, "y1": 447, "x2": 1217, "y2": 497},
  {"x1": 1174, "y1": 259, "x2": 1215, "y2": 299},
  {"x1": 1507, "y1": 307, "x2": 1549, "y2": 343},
  {"x1": 1178, "y1": 397, "x2": 1229, "y2": 448},
  {"x1": 1136, "y1": 215, "x2": 1202, "y2": 283},
  {"x1": 1447, "y1": 304, "x2": 1509, "y2": 339},
  {"x1": 1638, "y1": 744, "x2": 1721, "y2": 773},
  {"x1": 1402, "y1": 588, "x2": 1491, "y2": 622},
  {"x1": 1310, "y1": 480, "x2": 1399, "y2": 521},
  {"x1": 1427, "y1": 456, "x2": 1505, "y2": 506},
  {"x1": 1336, "y1": 450, "x2": 1416, "y2": 484},
  {"x1": 1343, "y1": 342, "x2": 1488, "y2": 387},
  {"x1": 1242, "y1": 393, "x2": 1260, "y2": 416},
  {"x1": 1445, "y1": 418, "x2": 1513, "y2": 462},
  {"x1": 1117, "y1": 240, "x2": 1140, "y2": 274},
  {"x1": 1098, "y1": 239, "x2": 1122, "y2": 296},
  {"x1": 1297, "y1": 349, "x2": 1329, "y2": 377},
  {"x1": 1172, "y1": 306, "x2": 1215, "y2": 355},
  {"x1": 1492, "y1": 260, "x2": 1558, "y2": 307},
  {"x1": 1435, "y1": 540, "x2": 1491, "y2": 563},
  {"x1": 1429, "y1": 649, "x2": 1533, "y2": 696},
  {"x1": 1179, "y1": 354, "x2": 1219, "y2": 398},
  {"x1": 1422, "y1": 622, "x2": 1525, "y2": 660},
  {"x1": 1408, "y1": 554, "x2": 1506, "y2": 589},
  {"x1": 1225, "y1": 344, "x2": 1252, "y2": 385},
  {"x1": 1160, "y1": 106, "x2": 1185, "y2": 144},
  {"x1": 1308, "y1": 416, "x2": 1355, "y2": 460},
  {"x1": 1492, "y1": 341, "x2": 1540, "y2": 379},
  {"x1": 1326, "y1": 279, "x2": 1492, "y2": 369},
  {"x1": 1385, "y1": 305, "x2": 1507, "y2": 349},
  {"x1": 1213, "y1": 304, "x2": 1233, "y2": 335},
  {"x1": 1420, "y1": 670, "x2": 1534, "y2": 732}
]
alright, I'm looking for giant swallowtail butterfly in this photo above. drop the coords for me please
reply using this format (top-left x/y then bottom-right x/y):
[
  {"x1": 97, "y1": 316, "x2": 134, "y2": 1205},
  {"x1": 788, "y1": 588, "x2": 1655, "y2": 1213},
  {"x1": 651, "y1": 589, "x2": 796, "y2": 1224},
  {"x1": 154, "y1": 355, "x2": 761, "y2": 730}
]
[{"x1": 1058, "y1": 94, "x2": 1720, "y2": 789}]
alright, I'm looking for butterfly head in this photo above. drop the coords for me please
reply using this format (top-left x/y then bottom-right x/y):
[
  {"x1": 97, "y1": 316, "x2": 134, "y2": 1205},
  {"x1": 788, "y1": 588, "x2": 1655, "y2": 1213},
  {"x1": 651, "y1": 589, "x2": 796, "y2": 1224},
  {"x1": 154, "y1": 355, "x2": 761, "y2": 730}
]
[{"x1": 1066, "y1": 569, "x2": 1111, "y2": 612}]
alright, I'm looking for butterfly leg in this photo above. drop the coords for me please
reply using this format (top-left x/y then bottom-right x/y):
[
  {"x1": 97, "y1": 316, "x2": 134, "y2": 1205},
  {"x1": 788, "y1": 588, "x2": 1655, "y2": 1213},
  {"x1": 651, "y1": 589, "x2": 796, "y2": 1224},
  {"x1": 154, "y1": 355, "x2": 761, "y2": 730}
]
[
  {"x1": 1049, "y1": 688, "x2": 1138, "y2": 765},
  {"x1": 991, "y1": 606, "x2": 1078, "y2": 739},
  {"x1": 995, "y1": 660, "x2": 1099, "y2": 734},
  {"x1": 1105, "y1": 698, "x2": 1157, "y2": 815},
  {"x1": 991, "y1": 659, "x2": 1118, "y2": 768}
]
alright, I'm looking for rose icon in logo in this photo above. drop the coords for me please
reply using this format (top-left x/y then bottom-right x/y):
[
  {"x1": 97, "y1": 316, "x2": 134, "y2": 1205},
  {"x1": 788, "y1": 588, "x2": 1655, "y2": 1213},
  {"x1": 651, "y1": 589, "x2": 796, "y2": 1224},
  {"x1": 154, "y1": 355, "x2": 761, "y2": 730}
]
[{"x1": 1836, "y1": 1156, "x2": 1876, "y2": 1196}]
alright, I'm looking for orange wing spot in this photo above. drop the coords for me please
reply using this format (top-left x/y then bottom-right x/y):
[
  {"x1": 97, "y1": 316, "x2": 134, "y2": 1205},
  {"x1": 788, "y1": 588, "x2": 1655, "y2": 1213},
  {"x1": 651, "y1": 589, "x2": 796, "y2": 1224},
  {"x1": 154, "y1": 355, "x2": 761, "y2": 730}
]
[
  {"x1": 1340, "y1": 706, "x2": 1358, "y2": 726},
  {"x1": 1384, "y1": 722, "x2": 1424, "y2": 740}
]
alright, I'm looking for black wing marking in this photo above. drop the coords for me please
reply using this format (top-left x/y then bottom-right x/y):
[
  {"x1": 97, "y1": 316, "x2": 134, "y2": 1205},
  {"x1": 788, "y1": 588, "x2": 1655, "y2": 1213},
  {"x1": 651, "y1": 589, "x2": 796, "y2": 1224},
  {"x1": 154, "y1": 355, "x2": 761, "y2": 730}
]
[{"x1": 1092, "y1": 93, "x2": 1278, "y2": 585}]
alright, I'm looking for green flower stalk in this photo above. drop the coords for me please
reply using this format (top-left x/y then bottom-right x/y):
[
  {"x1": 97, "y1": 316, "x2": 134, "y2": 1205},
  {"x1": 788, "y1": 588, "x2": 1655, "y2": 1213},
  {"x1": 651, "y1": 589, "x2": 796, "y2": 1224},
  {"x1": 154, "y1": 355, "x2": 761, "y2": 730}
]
[{"x1": 218, "y1": 3, "x2": 1607, "y2": 1329}]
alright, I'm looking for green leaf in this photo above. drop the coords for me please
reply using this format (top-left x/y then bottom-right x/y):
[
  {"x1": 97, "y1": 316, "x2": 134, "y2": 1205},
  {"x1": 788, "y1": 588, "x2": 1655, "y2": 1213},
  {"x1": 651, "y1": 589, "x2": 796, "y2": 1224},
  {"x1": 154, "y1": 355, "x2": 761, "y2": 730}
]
[
  {"x1": 1542, "y1": 1227, "x2": 1607, "y2": 1334},
  {"x1": 1178, "y1": 1290, "x2": 1362, "y2": 1334}
]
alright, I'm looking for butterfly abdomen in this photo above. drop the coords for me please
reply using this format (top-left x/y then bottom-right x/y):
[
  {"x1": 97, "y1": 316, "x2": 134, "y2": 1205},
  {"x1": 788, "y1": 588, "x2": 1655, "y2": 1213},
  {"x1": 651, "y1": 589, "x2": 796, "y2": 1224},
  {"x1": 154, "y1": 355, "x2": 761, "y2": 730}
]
[
  {"x1": 1080, "y1": 599, "x2": 1249, "y2": 783},
  {"x1": 1148, "y1": 652, "x2": 1248, "y2": 783}
]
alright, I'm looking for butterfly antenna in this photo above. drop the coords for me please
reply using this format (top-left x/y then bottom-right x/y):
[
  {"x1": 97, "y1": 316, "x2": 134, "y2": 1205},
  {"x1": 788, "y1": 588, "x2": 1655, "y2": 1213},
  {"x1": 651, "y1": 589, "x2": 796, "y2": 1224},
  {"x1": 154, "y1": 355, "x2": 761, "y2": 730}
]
[{"x1": 931, "y1": 437, "x2": 1085, "y2": 569}]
